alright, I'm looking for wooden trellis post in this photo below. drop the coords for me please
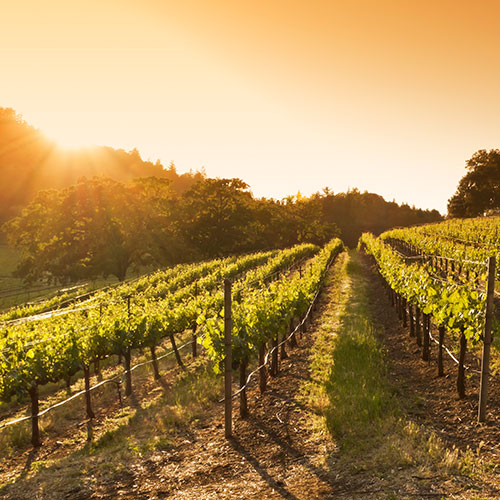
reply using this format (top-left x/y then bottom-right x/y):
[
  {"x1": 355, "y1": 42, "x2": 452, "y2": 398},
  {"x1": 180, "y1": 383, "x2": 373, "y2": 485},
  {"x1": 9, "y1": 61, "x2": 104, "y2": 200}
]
[
  {"x1": 478, "y1": 256, "x2": 496, "y2": 422},
  {"x1": 224, "y1": 279, "x2": 232, "y2": 438}
]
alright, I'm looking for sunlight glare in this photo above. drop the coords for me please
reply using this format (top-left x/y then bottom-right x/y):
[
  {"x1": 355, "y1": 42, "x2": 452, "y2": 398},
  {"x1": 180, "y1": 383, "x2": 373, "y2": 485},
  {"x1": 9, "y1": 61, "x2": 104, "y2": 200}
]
[{"x1": 24, "y1": 111, "x2": 100, "y2": 150}]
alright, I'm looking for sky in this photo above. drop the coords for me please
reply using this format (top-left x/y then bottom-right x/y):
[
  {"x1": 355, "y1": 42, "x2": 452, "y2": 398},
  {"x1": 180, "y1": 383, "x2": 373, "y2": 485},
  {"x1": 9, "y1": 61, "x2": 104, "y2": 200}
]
[{"x1": 2, "y1": 0, "x2": 500, "y2": 214}]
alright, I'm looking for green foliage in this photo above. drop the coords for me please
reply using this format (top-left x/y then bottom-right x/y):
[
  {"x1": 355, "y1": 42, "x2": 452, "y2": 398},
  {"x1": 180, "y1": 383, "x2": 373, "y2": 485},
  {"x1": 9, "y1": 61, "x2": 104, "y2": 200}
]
[
  {"x1": 0, "y1": 244, "x2": 318, "y2": 404},
  {"x1": 178, "y1": 178, "x2": 255, "y2": 257},
  {"x1": 359, "y1": 233, "x2": 487, "y2": 344},
  {"x1": 200, "y1": 239, "x2": 344, "y2": 369},
  {"x1": 1, "y1": 107, "x2": 440, "y2": 285},
  {"x1": 448, "y1": 149, "x2": 500, "y2": 217},
  {"x1": 0, "y1": 245, "x2": 20, "y2": 276},
  {"x1": 2, "y1": 176, "x2": 338, "y2": 285},
  {"x1": 3, "y1": 178, "x2": 152, "y2": 283},
  {"x1": 382, "y1": 219, "x2": 500, "y2": 279},
  {"x1": 317, "y1": 188, "x2": 442, "y2": 247}
]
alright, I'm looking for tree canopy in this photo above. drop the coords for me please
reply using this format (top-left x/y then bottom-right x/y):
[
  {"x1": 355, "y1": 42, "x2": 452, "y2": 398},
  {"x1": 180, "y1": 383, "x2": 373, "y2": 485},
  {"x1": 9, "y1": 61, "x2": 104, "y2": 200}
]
[
  {"x1": 3, "y1": 178, "x2": 152, "y2": 282},
  {"x1": 447, "y1": 149, "x2": 500, "y2": 218},
  {"x1": 318, "y1": 189, "x2": 441, "y2": 247},
  {"x1": 1, "y1": 107, "x2": 442, "y2": 284}
]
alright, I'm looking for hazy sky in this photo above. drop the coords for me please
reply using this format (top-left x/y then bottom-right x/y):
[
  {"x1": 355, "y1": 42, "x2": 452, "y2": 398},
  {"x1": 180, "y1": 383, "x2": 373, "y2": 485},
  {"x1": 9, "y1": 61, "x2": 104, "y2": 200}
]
[{"x1": 2, "y1": 0, "x2": 500, "y2": 213}]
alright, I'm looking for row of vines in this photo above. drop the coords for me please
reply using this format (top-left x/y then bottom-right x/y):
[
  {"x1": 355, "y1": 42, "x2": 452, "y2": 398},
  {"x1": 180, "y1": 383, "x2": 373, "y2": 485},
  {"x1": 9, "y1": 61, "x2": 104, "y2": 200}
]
[
  {"x1": 359, "y1": 227, "x2": 497, "y2": 422},
  {"x1": 205, "y1": 238, "x2": 344, "y2": 433},
  {"x1": 0, "y1": 241, "x2": 337, "y2": 447}
]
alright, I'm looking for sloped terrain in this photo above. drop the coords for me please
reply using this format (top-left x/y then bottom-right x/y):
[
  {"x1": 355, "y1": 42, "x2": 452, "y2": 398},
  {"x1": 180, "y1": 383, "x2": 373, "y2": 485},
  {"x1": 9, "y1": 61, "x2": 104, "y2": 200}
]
[{"x1": 1, "y1": 251, "x2": 499, "y2": 499}]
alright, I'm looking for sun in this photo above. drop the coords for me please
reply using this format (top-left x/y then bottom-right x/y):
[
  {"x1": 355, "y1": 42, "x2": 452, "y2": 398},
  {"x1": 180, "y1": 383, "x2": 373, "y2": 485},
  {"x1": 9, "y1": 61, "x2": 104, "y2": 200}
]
[
  {"x1": 24, "y1": 110, "x2": 99, "y2": 150},
  {"x1": 42, "y1": 129, "x2": 93, "y2": 151}
]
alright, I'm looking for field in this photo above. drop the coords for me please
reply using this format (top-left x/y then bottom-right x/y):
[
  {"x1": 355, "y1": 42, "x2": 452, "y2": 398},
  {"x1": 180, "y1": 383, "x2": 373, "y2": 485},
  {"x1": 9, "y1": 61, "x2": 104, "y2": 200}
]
[
  {"x1": 0, "y1": 223, "x2": 499, "y2": 499},
  {"x1": 0, "y1": 243, "x2": 160, "y2": 312},
  {"x1": 0, "y1": 245, "x2": 22, "y2": 294}
]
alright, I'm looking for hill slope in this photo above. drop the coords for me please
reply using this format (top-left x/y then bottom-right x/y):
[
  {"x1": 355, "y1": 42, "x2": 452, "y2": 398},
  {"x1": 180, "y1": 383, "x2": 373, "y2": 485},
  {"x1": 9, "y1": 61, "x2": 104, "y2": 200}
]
[
  {"x1": 0, "y1": 108, "x2": 203, "y2": 224},
  {"x1": 0, "y1": 250, "x2": 497, "y2": 499}
]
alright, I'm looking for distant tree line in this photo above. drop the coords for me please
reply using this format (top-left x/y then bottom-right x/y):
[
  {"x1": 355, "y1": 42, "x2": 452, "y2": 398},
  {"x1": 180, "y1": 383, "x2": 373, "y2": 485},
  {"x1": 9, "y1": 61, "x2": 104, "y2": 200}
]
[
  {"x1": 316, "y1": 188, "x2": 441, "y2": 247},
  {"x1": 3, "y1": 176, "x2": 441, "y2": 284}
]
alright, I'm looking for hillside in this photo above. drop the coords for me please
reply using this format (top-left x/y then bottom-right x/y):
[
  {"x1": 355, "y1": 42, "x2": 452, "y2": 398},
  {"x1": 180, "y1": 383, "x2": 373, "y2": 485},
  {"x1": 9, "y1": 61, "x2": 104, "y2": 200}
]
[
  {"x1": 0, "y1": 108, "x2": 204, "y2": 225},
  {"x1": 0, "y1": 249, "x2": 498, "y2": 499}
]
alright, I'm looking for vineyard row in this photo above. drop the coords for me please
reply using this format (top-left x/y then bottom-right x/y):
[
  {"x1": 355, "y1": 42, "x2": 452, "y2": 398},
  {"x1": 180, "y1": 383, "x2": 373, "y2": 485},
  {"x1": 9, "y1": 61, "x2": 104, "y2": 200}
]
[{"x1": 359, "y1": 233, "x2": 496, "y2": 422}]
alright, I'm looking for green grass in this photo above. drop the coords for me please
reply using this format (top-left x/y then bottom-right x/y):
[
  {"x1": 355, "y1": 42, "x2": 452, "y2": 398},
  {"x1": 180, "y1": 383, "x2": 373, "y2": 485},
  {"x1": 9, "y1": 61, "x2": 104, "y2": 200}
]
[
  {"x1": 0, "y1": 244, "x2": 21, "y2": 276},
  {"x1": 323, "y1": 255, "x2": 395, "y2": 450},
  {"x1": 325, "y1": 315, "x2": 392, "y2": 447},
  {"x1": 0, "y1": 244, "x2": 159, "y2": 311},
  {"x1": 0, "y1": 244, "x2": 23, "y2": 295}
]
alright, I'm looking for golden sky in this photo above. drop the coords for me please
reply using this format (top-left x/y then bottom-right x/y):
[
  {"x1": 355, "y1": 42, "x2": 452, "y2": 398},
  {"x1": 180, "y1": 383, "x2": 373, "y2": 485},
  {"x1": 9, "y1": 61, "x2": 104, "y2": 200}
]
[{"x1": 2, "y1": 0, "x2": 500, "y2": 212}]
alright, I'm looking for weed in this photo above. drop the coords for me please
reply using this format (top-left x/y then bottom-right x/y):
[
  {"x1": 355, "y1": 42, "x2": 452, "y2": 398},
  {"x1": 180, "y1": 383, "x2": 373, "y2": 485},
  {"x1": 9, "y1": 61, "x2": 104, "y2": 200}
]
[
  {"x1": 30, "y1": 460, "x2": 51, "y2": 473},
  {"x1": 152, "y1": 436, "x2": 174, "y2": 451}
]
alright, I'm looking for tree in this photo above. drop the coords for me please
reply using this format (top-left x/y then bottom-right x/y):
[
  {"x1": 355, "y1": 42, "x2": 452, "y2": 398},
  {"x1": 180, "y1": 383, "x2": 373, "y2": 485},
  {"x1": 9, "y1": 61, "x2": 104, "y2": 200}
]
[
  {"x1": 131, "y1": 177, "x2": 195, "y2": 265},
  {"x1": 447, "y1": 149, "x2": 500, "y2": 218},
  {"x1": 179, "y1": 178, "x2": 256, "y2": 258},
  {"x1": 319, "y1": 189, "x2": 441, "y2": 247},
  {"x1": 278, "y1": 194, "x2": 339, "y2": 246},
  {"x1": 3, "y1": 178, "x2": 149, "y2": 283}
]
